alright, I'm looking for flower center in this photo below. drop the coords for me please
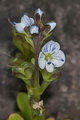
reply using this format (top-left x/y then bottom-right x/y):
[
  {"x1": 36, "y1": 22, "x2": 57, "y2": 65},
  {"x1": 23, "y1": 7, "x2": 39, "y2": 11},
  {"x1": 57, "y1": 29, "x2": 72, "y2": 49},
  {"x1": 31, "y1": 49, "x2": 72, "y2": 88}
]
[{"x1": 44, "y1": 53, "x2": 53, "y2": 61}]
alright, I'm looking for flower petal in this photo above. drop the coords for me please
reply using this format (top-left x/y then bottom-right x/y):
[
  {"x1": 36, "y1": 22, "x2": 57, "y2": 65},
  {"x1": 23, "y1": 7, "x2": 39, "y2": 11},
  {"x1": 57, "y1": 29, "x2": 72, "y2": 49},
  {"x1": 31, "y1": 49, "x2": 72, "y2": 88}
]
[
  {"x1": 35, "y1": 8, "x2": 44, "y2": 17},
  {"x1": 30, "y1": 18, "x2": 34, "y2": 25},
  {"x1": 30, "y1": 25, "x2": 39, "y2": 34},
  {"x1": 14, "y1": 23, "x2": 26, "y2": 33},
  {"x1": 47, "y1": 21, "x2": 56, "y2": 32},
  {"x1": 46, "y1": 62, "x2": 54, "y2": 72},
  {"x1": 52, "y1": 50, "x2": 65, "y2": 67},
  {"x1": 38, "y1": 52, "x2": 45, "y2": 59},
  {"x1": 42, "y1": 40, "x2": 60, "y2": 53},
  {"x1": 21, "y1": 15, "x2": 34, "y2": 26},
  {"x1": 38, "y1": 52, "x2": 46, "y2": 69}
]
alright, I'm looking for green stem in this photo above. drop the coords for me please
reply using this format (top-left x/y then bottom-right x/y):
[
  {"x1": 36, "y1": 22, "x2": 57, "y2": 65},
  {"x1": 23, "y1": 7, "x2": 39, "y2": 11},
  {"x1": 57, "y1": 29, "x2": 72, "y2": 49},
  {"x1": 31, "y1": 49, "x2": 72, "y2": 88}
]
[
  {"x1": 39, "y1": 81, "x2": 51, "y2": 95},
  {"x1": 23, "y1": 79, "x2": 32, "y2": 87}
]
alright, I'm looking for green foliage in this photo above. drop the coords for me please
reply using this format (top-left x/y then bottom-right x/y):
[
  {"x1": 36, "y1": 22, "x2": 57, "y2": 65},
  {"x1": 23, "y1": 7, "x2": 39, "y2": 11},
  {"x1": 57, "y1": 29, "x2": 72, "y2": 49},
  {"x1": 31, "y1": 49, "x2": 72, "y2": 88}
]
[
  {"x1": 13, "y1": 28, "x2": 34, "y2": 60},
  {"x1": 25, "y1": 36, "x2": 34, "y2": 48},
  {"x1": 41, "y1": 69, "x2": 60, "y2": 82},
  {"x1": 31, "y1": 58, "x2": 35, "y2": 65},
  {"x1": 12, "y1": 61, "x2": 33, "y2": 80},
  {"x1": 10, "y1": 53, "x2": 25, "y2": 66},
  {"x1": 17, "y1": 92, "x2": 32, "y2": 120},
  {"x1": 8, "y1": 113, "x2": 24, "y2": 120},
  {"x1": 10, "y1": 53, "x2": 34, "y2": 85}
]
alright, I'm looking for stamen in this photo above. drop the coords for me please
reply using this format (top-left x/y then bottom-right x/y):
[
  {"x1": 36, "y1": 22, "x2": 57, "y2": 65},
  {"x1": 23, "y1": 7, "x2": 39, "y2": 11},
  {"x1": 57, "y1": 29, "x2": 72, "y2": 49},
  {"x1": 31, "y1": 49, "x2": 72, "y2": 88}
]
[
  {"x1": 52, "y1": 63, "x2": 55, "y2": 66},
  {"x1": 47, "y1": 61, "x2": 51, "y2": 64},
  {"x1": 13, "y1": 22, "x2": 16, "y2": 25},
  {"x1": 61, "y1": 59, "x2": 64, "y2": 62}
]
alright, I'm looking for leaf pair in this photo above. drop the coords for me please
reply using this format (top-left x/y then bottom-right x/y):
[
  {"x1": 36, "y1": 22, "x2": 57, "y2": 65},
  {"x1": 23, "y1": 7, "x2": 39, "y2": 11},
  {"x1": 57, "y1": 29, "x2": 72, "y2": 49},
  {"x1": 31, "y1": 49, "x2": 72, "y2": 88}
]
[{"x1": 10, "y1": 53, "x2": 34, "y2": 86}]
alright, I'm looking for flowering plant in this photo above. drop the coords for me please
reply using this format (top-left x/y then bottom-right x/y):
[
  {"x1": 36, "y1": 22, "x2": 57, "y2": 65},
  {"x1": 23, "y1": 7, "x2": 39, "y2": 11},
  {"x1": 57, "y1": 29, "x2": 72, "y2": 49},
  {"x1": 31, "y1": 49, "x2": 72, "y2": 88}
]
[{"x1": 8, "y1": 8, "x2": 65, "y2": 120}]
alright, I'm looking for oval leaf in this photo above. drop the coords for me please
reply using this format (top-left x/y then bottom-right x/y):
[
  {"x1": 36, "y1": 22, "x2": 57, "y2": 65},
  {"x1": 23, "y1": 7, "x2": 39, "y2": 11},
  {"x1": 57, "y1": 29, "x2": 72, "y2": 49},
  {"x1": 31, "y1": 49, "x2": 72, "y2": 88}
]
[
  {"x1": 8, "y1": 113, "x2": 24, "y2": 120},
  {"x1": 17, "y1": 92, "x2": 31, "y2": 120}
]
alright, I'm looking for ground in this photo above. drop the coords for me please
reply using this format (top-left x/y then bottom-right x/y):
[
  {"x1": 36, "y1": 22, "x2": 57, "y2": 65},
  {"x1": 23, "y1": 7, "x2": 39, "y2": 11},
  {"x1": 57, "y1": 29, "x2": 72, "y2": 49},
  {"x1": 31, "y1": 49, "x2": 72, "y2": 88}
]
[{"x1": 0, "y1": 0, "x2": 80, "y2": 120}]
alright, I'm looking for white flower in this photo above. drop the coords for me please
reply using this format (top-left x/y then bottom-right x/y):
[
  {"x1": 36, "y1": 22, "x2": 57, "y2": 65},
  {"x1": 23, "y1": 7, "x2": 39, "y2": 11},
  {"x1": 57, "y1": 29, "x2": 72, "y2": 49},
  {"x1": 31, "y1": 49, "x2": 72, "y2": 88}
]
[
  {"x1": 47, "y1": 21, "x2": 56, "y2": 32},
  {"x1": 35, "y1": 8, "x2": 44, "y2": 17},
  {"x1": 38, "y1": 40, "x2": 65, "y2": 72},
  {"x1": 13, "y1": 15, "x2": 34, "y2": 33},
  {"x1": 30, "y1": 25, "x2": 39, "y2": 34}
]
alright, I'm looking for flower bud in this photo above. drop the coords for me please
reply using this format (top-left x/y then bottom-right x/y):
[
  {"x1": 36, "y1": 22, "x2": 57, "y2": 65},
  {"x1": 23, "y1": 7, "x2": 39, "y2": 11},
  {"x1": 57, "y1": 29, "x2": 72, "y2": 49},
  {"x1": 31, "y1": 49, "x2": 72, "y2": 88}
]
[
  {"x1": 35, "y1": 8, "x2": 44, "y2": 18},
  {"x1": 46, "y1": 21, "x2": 56, "y2": 32},
  {"x1": 42, "y1": 22, "x2": 57, "y2": 39},
  {"x1": 35, "y1": 8, "x2": 45, "y2": 25}
]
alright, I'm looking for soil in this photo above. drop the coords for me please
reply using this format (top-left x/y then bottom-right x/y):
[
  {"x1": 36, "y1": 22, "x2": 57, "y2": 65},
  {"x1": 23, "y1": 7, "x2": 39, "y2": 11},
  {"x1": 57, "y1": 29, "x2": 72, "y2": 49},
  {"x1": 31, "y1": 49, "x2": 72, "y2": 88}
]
[{"x1": 0, "y1": 0, "x2": 80, "y2": 120}]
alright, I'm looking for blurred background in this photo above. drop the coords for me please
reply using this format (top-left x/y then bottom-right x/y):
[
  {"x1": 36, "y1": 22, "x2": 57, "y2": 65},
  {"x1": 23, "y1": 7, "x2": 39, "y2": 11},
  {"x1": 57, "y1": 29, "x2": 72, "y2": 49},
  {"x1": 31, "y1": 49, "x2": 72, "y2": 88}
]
[{"x1": 0, "y1": 0, "x2": 80, "y2": 120}]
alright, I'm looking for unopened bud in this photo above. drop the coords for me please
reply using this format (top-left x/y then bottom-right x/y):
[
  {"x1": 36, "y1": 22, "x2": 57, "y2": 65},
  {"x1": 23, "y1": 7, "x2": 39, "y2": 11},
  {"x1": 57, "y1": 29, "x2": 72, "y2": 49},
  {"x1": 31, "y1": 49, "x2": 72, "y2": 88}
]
[
  {"x1": 46, "y1": 21, "x2": 56, "y2": 32},
  {"x1": 35, "y1": 8, "x2": 45, "y2": 25}
]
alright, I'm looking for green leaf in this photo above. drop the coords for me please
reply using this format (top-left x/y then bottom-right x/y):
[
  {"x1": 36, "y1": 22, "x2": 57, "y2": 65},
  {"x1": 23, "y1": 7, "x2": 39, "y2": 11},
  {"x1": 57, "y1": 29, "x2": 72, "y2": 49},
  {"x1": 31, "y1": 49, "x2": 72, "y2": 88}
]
[
  {"x1": 13, "y1": 36, "x2": 32, "y2": 59},
  {"x1": 12, "y1": 28, "x2": 34, "y2": 60},
  {"x1": 17, "y1": 92, "x2": 32, "y2": 120},
  {"x1": 41, "y1": 69, "x2": 60, "y2": 82},
  {"x1": 10, "y1": 53, "x2": 25, "y2": 66},
  {"x1": 8, "y1": 113, "x2": 24, "y2": 120},
  {"x1": 25, "y1": 36, "x2": 34, "y2": 48},
  {"x1": 10, "y1": 55, "x2": 34, "y2": 85},
  {"x1": 31, "y1": 58, "x2": 35, "y2": 65}
]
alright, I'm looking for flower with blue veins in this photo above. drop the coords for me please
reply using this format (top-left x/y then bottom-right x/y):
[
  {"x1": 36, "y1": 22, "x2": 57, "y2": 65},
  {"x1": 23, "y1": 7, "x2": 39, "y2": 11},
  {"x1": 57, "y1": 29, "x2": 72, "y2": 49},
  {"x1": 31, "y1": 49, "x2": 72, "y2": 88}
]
[
  {"x1": 12, "y1": 9, "x2": 56, "y2": 35},
  {"x1": 13, "y1": 14, "x2": 39, "y2": 34},
  {"x1": 38, "y1": 40, "x2": 65, "y2": 72},
  {"x1": 13, "y1": 14, "x2": 34, "y2": 33}
]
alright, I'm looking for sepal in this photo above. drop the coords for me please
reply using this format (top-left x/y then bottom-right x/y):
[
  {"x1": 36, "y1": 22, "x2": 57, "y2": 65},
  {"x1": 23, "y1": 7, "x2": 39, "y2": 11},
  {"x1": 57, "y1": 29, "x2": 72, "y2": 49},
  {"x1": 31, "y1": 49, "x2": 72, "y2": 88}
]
[
  {"x1": 35, "y1": 8, "x2": 45, "y2": 27},
  {"x1": 40, "y1": 68, "x2": 61, "y2": 82}
]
